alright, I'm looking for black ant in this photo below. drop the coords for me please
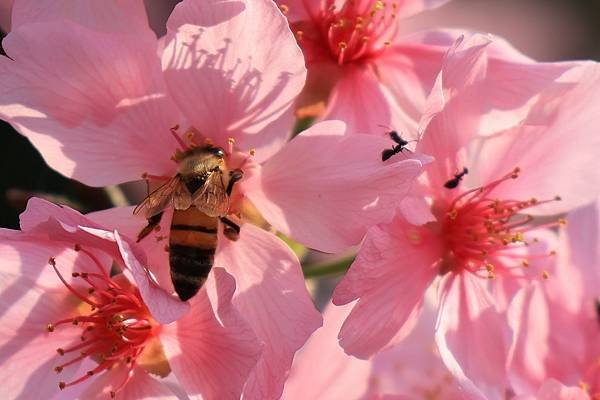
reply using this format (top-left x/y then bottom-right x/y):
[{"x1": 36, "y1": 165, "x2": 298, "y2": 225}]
[
  {"x1": 444, "y1": 167, "x2": 469, "y2": 189},
  {"x1": 381, "y1": 130, "x2": 411, "y2": 161}
]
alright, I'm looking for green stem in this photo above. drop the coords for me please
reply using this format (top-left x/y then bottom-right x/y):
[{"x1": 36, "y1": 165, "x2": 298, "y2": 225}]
[{"x1": 302, "y1": 255, "x2": 355, "y2": 278}]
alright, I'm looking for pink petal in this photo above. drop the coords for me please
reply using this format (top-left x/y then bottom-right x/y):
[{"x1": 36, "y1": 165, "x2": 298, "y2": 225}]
[
  {"x1": 79, "y1": 366, "x2": 178, "y2": 400},
  {"x1": 160, "y1": 268, "x2": 262, "y2": 400},
  {"x1": 11, "y1": 0, "x2": 149, "y2": 33},
  {"x1": 366, "y1": 292, "x2": 464, "y2": 398},
  {"x1": 375, "y1": 30, "x2": 462, "y2": 131},
  {"x1": 215, "y1": 223, "x2": 321, "y2": 399},
  {"x1": 506, "y1": 284, "x2": 550, "y2": 395},
  {"x1": 321, "y1": 65, "x2": 416, "y2": 136},
  {"x1": 243, "y1": 120, "x2": 425, "y2": 253},
  {"x1": 333, "y1": 218, "x2": 441, "y2": 358},
  {"x1": 161, "y1": 0, "x2": 306, "y2": 163},
  {"x1": 0, "y1": 230, "x2": 104, "y2": 291},
  {"x1": 283, "y1": 303, "x2": 372, "y2": 400},
  {"x1": 535, "y1": 379, "x2": 589, "y2": 400},
  {"x1": 416, "y1": 35, "x2": 492, "y2": 196},
  {"x1": 435, "y1": 273, "x2": 510, "y2": 400},
  {"x1": 0, "y1": 20, "x2": 181, "y2": 186},
  {"x1": 473, "y1": 62, "x2": 600, "y2": 214},
  {"x1": 558, "y1": 200, "x2": 600, "y2": 308},
  {"x1": 0, "y1": 253, "x2": 85, "y2": 398}
]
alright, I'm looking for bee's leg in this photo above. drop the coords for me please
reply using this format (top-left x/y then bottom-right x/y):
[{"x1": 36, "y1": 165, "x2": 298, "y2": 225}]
[
  {"x1": 220, "y1": 216, "x2": 240, "y2": 241},
  {"x1": 137, "y1": 212, "x2": 164, "y2": 242},
  {"x1": 226, "y1": 169, "x2": 244, "y2": 197}
]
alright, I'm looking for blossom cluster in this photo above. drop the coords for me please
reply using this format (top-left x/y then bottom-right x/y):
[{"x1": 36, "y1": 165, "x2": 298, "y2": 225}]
[{"x1": 0, "y1": 0, "x2": 599, "y2": 399}]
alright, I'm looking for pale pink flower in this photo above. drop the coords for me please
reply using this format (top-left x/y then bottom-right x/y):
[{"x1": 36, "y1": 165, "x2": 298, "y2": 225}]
[
  {"x1": 276, "y1": 0, "x2": 583, "y2": 138},
  {"x1": 332, "y1": 35, "x2": 600, "y2": 399},
  {"x1": 0, "y1": 197, "x2": 262, "y2": 399},
  {"x1": 507, "y1": 200, "x2": 600, "y2": 399},
  {"x1": 0, "y1": 1, "x2": 426, "y2": 397}
]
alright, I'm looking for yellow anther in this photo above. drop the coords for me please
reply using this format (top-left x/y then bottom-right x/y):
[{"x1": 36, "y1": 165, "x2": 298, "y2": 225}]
[
  {"x1": 447, "y1": 209, "x2": 458, "y2": 220},
  {"x1": 227, "y1": 137, "x2": 236, "y2": 145},
  {"x1": 485, "y1": 263, "x2": 495, "y2": 272},
  {"x1": 373, "y1": 0, "x2": 384, "y2": 10},
  {"x1": 46, "y1": 323, "x2": 55, "y2": 332},
  {"x1": 512, "y1": 232, "x2": 525, "y2": 242},
  {"x1": 338, "y1": 41, "x2": 348, "y2": 50},
  {"x1": 542, "y1": 270, "x2": 550, "y2": 279},
  {"x1": 558, "y1": 218, "x2": 567, "y2": 226},
  {"x1": 279, "y1": 4, "x2": 289, "y2": 14}
]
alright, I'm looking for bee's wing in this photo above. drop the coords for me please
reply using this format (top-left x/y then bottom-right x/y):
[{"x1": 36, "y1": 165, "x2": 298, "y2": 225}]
[
  {"x1": 133, "y1": 176, "x2": 192, "y2": 218},
  {"x1": 191, "y1": 170, "x2": 230, "y2": 217}
]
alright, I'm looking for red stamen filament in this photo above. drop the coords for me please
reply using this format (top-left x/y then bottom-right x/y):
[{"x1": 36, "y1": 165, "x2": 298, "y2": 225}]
[
  {"x1": 47, "y1": 250, "x2": 154, "y2": 398},
  {"x1": 297, "y1": 0, "x2": 399, "y2": 64},
  {"x1": 441, "y1": 167, "x2": 563, "y2": 279}
]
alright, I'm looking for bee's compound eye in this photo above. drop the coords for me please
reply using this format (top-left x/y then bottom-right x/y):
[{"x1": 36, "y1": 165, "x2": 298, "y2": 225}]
[{"x1": 211, "y1": 148, "x2": 225, "y2": 158}]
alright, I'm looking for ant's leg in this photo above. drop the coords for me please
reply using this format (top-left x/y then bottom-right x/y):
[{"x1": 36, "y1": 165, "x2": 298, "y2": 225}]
[
  {"x1": 137, "y1": 212, "x2": 164, "y2": 242},
  {"x1": 220, "y1": 216, "x2": 240, "y2": 241},
  {"x1": 226, "y1": 169, "x2": 244, "y2": 197}
]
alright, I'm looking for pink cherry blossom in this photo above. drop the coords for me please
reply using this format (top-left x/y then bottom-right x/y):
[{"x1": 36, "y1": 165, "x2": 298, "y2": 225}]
[
  {"x1": 332, "y1": 35, "x2": 600, "y2": 399},
  {"x1": 0, "y1": 2, "x2": 428, "y2": 397},
  {"x1": 507, "y1": 199, "x2": 600, "y2": 399},
  {"x1": 0, "y1": 197, "x2": 262, "y2": 400},
  {"x1": 276, "y1": 0, "x2": 586, "y2": 139}
]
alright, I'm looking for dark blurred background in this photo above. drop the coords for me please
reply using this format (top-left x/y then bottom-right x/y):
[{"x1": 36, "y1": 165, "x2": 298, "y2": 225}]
[{"x1": 1, "y1": 0, "x2": 600, "y2": 229}]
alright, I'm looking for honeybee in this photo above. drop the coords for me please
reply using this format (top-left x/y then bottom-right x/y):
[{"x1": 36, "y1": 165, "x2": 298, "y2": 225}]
[{"x1": 134, "y1": 145, "x2": 243, "y2": 301}]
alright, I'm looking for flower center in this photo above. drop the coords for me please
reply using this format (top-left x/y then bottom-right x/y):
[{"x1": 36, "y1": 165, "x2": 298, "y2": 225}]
[
  {"x1": 46, "y1": 246, "x2": 164, "y2": 398},
  {"x1": 437, "y1": 168, "x2": 563, "y2": 280},
  {"x1": 291, "y1": 0, "x2": 398, "y2": 64}
]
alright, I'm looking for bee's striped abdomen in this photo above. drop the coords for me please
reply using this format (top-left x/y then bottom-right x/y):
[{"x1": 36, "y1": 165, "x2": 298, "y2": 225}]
[{"x1": 169, "y1": 207, "x2": 218, "y2": 301}]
